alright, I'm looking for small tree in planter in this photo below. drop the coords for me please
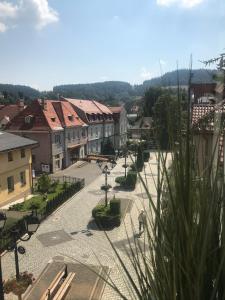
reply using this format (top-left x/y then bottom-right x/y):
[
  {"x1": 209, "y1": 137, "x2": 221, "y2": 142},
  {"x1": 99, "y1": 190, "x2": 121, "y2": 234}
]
[
  {"x1": 4, "y1": 272, "x2": 35, "y2": 300},
  {"x1": 37, "y1": 174, "x2": 51, "y2": 195}
]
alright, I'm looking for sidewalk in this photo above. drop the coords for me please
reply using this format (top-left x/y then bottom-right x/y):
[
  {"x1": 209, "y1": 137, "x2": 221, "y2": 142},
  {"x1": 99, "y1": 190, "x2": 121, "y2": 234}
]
[{"x1": 2, "y1": 152, "x2": 165, "y2": 300}]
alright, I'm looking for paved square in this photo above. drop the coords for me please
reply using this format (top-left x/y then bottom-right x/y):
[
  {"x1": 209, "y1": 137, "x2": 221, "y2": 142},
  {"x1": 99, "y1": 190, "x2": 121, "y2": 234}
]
[{"x1": 37, "y1": 230, "x2": 73, "y2": 247}]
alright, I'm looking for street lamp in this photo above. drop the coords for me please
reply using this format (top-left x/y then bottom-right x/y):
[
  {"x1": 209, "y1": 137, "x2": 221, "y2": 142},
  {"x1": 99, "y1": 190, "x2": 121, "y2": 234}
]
[
  {"x1": 0, "y1": 211, "x2": 39, "y2": 294},
  {"x1": 0, "y1": 212, "x2": 7, "y2": 300},
  {"x1": 96, "y1": 159, "x2": 117, "y2": 206},
  {"x1": 122, "y1": 148, "x2": 130, "y2": 178},
  {"x1": 10, "y1": 213, "x2": 39, "y2": 281}
]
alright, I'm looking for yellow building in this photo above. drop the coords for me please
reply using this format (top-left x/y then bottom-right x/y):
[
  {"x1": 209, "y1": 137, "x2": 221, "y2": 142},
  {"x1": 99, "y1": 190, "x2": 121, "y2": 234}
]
[{"x1": 0, "y1": 131, "x2": 38, "y2": 207}]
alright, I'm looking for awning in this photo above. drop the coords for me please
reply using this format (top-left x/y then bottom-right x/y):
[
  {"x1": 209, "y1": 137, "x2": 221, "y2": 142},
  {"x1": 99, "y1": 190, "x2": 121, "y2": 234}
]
[{"x1": 67, "y1": 143, "x2": 85, "y2": 150}]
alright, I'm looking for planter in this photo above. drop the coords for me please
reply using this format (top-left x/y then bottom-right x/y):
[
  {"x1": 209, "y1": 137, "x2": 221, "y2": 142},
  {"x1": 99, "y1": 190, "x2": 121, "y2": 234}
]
[{"x1": 4, "y1": 272, "x2": 34, "y2": 298}]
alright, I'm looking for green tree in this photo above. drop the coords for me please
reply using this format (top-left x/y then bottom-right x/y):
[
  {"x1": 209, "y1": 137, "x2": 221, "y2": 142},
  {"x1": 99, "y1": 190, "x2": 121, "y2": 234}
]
[
  {"x1": 143, "y1": 87, "x2": 163, "y2": 117},
  {"x1": 37, "y1": 174, "x2": 51, "y2": 194},
  {"x1": 153, "y1": 92, "x2": 180, "y2": 149}
]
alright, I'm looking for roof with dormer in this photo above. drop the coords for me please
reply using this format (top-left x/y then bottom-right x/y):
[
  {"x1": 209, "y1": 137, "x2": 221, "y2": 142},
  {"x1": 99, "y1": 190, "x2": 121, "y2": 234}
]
[
  {"x1": 6, "y1": 99, "x2": 86, "y2": 132},
  {"x1": 64, "y1": 98, "x2": 113, "y2": 124}
]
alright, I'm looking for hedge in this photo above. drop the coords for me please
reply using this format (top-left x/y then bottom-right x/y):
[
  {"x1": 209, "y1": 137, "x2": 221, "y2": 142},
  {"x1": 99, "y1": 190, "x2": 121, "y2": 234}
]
[
  {"x1": 92, "y1": 199, "x2": 121, "y2": 228},
  {"x1": 143, "y1": 152, "x2": 150, "y2": 162},
  {"x1": 115, "y1": 171, "x2": 137, "y2": 190},
  {"x1": 1, "y1": 180, "x2": 84, "y2": 252}
]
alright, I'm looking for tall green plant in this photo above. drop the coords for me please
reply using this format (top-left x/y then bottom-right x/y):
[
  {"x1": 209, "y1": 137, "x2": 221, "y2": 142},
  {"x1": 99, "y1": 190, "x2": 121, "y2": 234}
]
[{"x1": 95, "y1": 68, "x2": 225, "y2": 300}]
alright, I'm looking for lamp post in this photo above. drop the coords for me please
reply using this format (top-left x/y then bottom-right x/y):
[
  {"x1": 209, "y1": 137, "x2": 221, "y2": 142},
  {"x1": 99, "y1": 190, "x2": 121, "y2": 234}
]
[
  {"x1": 0, "y1": 211, "x2": 39, "y2": 296},
  {"x1": 122, "y1": 148, "x2": 129, "y2": 178},
  {"x1": 0, "y1": 212, "x2": 7, "y2": 300},
  {"x1": 96, "y1": 159, "x2": 117, "y2": 206}
]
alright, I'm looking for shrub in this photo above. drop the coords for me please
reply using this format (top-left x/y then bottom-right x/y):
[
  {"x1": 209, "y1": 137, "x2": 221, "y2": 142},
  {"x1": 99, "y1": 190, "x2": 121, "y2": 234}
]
[
  {"x1": 130, "y1": 163, "x2": 136, "y2": 171},
  {"x1": 92, "y1": 204, "x2": 106, "y2": 218},
  {"x1": 126, "y1": 171, "x2": 137, "y2": 189},
  {"x1": 49, "y1": 180, "x2": 58, "y2": 193},
  {"x1": 92, "y1": 199, "x2": 121, "y2": 228},
  {"x1": 37, "y1": 174, "x2": 51, "y2": 194},
  {"x1": 4, "y1": 272, "x2": 34, "y2": 296},
  {"x1": 63, "y1": 181, "x2": 68, "y2": 190},
  {"x1": 115, "y1": 176, "x2": 126, "y2": 186},
  {"x1": 110, "y1": 197, "x2": 121, "y2": 215},
  {"x1": 143, "y1": 151, "x2": 150, "y2": 162},
  {"x1": 101, "y1": 184, "x2": 112, "y2": 191}
]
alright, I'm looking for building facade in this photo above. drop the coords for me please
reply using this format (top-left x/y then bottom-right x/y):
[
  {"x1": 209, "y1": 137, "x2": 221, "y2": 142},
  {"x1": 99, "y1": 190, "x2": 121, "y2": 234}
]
[
  {"x1": 109, "y1": 106, "x2": 127, "y2": 149},
  {"x1": 64, "y1": 98, "x2": 114, "y2": 154},
  {"x1": 0, "y1": 131, "x2": 37, "y2": 207},
  {"x1": 6, "y1": 99, "x2": 87, "y2": 173}
]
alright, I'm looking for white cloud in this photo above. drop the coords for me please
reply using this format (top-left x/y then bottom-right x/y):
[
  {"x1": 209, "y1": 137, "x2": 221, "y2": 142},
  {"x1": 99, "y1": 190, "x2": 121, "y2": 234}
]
[
  {"x1": 159, "y1": 59, "x2": 166, "y2": 65},
  {"x1": 156, "y1": 0, "x2": 204, "y2": 8},
  {"x1": 0, "y1": 1, "x2": 18, "y2": 18},
  {"x1": 0, "y1": 22, "x2": 7, "y2": 32},
  {"x1": 140, "y1": 67, "x2": 151, "y2": 79},
  {"x1": 0, "y1": 0, "x2": 59, "y2": 33}
]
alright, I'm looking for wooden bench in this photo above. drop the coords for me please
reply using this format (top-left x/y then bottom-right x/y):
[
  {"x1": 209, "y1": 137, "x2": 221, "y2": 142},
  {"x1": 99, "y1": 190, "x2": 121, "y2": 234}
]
[
  {"x1": 53, "y1": 272, "x2": 76, "y2": 300},
  {"x1": 40, "y1": 266, "x2": 67, "y2": 300}
]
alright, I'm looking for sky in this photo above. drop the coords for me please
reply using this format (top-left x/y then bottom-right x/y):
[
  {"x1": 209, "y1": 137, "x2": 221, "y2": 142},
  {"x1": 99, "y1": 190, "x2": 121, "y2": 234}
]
[{"x1": 0, "y1": 0, "x2": 224, "y2": 90}]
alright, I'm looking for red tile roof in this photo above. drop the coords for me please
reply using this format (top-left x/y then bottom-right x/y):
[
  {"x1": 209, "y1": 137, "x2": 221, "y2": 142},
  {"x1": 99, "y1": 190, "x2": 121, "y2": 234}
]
[
  {"x1": 109, "y1": 106, "x2": 123, "y2": 113},
  {"x1": 0, "y1": 104, "x2": 25, "y2": 124},
  {"x1": 64, "y1": 98, "x2": 113, "y2": 124},
  {"x1": 51, "y1": 101, "x2": 85, "y2": 127},
  {"x1": 192, "y1": 101, "x2": 225, "y2": 163},
  {"x1": 6, "y1": 99, "x2": 87, "y2": 132}
]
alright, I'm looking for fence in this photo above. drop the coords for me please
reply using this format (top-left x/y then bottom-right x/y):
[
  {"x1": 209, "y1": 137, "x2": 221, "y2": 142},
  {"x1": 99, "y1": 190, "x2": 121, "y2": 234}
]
[
  {"x1": 51, "y1": 176, "x2": 85, "y2": 186},
  {"x1": 0, "y1": 177, "x2": 85, "y2": 253}
]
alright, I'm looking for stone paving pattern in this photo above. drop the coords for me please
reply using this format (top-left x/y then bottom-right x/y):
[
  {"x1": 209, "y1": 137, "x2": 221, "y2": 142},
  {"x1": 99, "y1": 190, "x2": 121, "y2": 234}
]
[{"x1": 2, "y1": 152, "x2": 169, "y2": 300}]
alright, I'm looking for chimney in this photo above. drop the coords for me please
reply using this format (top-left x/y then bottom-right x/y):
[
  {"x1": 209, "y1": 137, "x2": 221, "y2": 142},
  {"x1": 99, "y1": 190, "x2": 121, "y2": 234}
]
[
  {"x1": 17, "y1": 99, "x2": 25, "y2": 111},
  {"x1": 41, "y1": 98, "x2": 48, "y2": 111}
]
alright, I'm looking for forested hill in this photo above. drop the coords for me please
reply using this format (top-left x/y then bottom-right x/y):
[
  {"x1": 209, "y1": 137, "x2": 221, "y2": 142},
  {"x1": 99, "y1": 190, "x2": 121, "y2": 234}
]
[
  {"x1": 0, "y1": 69, "x2": 216, "y2": 104},
  {"x1": 143, "y1": 69, "x2": 217, "y2": 88},
  {"x1": 0, "y1": 84, "x2": 40, "y2": 102},
  {"x1": 53, "y1": 81, "x2": 134, "y2": 104}
]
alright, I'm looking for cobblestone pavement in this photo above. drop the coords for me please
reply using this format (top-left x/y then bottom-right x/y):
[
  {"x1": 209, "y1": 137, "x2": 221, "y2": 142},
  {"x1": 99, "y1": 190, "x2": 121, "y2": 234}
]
[
  {"x1": 2, "y1": 152, "x2": 171, "y2": 300},
  {"x1": 53, "y1": 161, "x2": 102, "y2": 186}
]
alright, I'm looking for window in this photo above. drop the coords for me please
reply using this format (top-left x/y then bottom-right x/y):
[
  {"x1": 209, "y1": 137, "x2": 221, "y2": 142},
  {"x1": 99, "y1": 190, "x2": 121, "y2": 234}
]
[
  {"x1": 95, "y1": 128, "x2": 98, "y2": 137},
  {"x1": 82, "y1": 129, "x2": 86, "y2": 138},
  {"x1": 7, "y1": 176, "x2": 14, "y2": 193},
  {"x1": 55, "y1": 135, "x2": 61, "y2": 144},
  {"x1": 67, "y1": 132, "x2": 71, "y2": 141},
  {"x1": 90, "y1": 128, "x2": 93, "y2": 137},
  {"x1": 51, "y1": 117, "x2": 56, "y2": 122},
  {"x1": 77, "y1": 130, "x2": 80, "y2": 139},
  {"x1": 20, "y1": 171, "x2": 26, "y2": 186},
  {"x1": 8, "y1": 152, "x2": 13, "y2": 162},
  {"x1": 73, "y1": 130, "x2": 75, "y2": 140},
  {"x1": 32, "y1": 155, "x2": 36, "y2": 163},
  {"x1": 68, "y1": 115, "x2": 74, "y2": 121},
  {"x1": 21, "y1": 149, "x2": 25, "y2": 158},
  {"x1": 24, "y1": 115, "x2": 33, "y2": 124}
]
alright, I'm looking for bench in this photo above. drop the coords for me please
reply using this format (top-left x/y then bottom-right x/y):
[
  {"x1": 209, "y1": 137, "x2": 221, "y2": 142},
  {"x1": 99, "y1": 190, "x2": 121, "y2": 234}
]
[
  {"x1": 40, "y1": 266, "x2": 67, "y2": 300},
  {"x1": 53, "y1": 272, "x2": 76, "y2": 300}
]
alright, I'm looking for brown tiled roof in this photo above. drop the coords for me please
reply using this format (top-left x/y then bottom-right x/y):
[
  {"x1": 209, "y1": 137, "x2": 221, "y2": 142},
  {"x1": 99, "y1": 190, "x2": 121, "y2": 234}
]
[
  {"x1": 109, "y1": 106, "x2": 123, "y2": 113},
  {"x1": 192, "y1": 104, "x2": 215, "y2": 129},
  {"x1": 65, "y1": 98, "x2": 102, "y2": 114},
  {"x1": 64, "y1": 98, "x2": 113, "y2": 124},
  {"x1": 192, "y1": 101, "x2": 225, "y2": 163},
  {"x1": 6, "y1": 99, "x2": 87, "y2": 132},
  {"x1": 51, "y1": 101, "x2": 85, "y2": 127},
  {"x1": 0, "y1": 104, "x2": 25, "y2": 123},
  {"x1": 6, "y1": 100, "x2": 53, "y2": 131}
]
